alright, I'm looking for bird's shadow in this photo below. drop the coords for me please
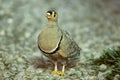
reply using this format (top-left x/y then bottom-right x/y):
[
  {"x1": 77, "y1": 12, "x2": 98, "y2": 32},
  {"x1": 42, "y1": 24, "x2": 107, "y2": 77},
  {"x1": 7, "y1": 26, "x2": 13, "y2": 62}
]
[{"x1": 31, "y1": 57, "x2": 79, "y2": 70}]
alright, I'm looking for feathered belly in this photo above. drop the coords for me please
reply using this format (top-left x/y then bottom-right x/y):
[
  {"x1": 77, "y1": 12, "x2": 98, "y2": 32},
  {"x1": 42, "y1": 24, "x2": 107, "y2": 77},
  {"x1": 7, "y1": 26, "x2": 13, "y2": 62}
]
[{"x1": 38, "y1": 27, "x2": 62, "y2": 53}]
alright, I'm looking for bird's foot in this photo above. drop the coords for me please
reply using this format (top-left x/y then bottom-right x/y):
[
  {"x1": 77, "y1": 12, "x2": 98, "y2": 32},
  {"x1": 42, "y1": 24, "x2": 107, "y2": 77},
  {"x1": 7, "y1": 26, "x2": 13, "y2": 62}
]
[
  {"x1": 59, "y1": 71, "x2": 65, "y2": 76},
  {"x1": 51, "y1": 70, "x2": 59, "y2": 75}
]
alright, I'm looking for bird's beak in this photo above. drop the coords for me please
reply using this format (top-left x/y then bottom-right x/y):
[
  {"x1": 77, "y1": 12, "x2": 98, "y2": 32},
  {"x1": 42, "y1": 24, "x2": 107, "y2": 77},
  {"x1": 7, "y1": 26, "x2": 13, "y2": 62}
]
[{"x1": 46, "y1": 13, "x2": 51, "y2": 19}]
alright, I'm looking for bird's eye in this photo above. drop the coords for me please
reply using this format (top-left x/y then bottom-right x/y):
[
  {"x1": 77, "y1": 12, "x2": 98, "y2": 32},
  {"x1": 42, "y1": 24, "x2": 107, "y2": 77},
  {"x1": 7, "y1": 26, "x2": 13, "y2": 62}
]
[{"x1": 54, "y1": 14, "x2": 56, "y2": 17}]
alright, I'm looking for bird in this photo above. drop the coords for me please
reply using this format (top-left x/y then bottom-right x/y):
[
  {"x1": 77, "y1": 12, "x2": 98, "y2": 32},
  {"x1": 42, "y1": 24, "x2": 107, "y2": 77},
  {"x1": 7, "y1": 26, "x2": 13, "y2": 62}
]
[{"x1": 38, "y1": 10, "x2": 81, "y2": 76}]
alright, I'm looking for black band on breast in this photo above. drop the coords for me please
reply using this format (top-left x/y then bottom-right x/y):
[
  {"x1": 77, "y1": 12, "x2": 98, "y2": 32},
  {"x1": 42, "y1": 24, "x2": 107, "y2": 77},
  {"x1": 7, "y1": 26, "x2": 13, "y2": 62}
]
[{"x1": 38, "y1": 31, "x2": 63, "y2": 54}]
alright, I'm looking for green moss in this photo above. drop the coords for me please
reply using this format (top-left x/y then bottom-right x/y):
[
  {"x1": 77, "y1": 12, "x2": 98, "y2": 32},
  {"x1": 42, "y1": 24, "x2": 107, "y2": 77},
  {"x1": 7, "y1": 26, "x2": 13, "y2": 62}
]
[{"x1": 93, "y1": 46, "x2": 120, "y2": 80}]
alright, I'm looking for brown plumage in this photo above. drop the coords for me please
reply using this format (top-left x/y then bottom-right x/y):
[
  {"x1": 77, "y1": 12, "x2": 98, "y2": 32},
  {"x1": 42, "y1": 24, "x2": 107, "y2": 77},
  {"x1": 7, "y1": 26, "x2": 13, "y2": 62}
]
[{"x1": 38, "y1": 10, "x2": 81, "y2": 76}]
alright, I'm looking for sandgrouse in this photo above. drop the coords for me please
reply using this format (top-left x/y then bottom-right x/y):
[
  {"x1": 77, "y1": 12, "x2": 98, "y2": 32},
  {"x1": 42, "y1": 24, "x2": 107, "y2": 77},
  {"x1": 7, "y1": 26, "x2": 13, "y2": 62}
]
[{"x1": 38, "y1": 10, "x2": 81, "y2": 76}]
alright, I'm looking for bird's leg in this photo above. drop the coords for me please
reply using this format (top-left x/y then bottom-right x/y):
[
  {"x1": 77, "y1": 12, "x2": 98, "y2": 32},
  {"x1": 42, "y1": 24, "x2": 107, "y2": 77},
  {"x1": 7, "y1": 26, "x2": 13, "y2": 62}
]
[
  {"x1": 59, "y1": 61, "x2": 66, "y2": 76},
  {"x1": 51, "y1": 61, "x2": 59, "y2": 75},
  {"x1": 59, "y1": 64, "x2": 65, "y2": 76}
]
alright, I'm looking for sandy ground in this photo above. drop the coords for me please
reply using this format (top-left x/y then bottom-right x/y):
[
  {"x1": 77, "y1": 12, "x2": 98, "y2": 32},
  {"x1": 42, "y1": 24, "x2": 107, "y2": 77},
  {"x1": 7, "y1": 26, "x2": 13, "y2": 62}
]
[{"x1": 0, "y1": 0, "x2": 120, "y2": 80}]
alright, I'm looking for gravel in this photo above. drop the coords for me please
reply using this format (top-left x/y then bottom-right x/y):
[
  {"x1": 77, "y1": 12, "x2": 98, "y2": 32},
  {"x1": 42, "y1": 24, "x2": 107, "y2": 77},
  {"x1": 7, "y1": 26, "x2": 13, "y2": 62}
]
[{"x1": 0, "y1": 0, "x2": 120, "y2": 80}]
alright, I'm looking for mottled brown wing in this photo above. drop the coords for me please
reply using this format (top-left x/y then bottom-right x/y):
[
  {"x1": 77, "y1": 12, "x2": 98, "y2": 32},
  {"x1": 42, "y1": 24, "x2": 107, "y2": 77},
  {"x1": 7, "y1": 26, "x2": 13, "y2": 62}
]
[
  {"x1": 59, "y1": 30, "x2": 81, "y2": 58},
  {"x1": 65, "y1": 31, "x2": 81, "y2": 58}
]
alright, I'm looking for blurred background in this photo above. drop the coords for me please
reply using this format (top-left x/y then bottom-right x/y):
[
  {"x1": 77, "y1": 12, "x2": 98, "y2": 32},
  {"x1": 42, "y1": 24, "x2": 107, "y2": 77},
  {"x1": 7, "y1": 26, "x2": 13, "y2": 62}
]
[{"x1": 0, "y1": 0, "x2": 120, "y2": 79}]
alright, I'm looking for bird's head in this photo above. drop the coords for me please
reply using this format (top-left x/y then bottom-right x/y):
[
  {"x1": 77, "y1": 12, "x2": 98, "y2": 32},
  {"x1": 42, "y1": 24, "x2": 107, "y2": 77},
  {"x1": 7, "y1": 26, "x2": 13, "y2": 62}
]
[{"x1": 46, "y1": 10, "x2": 57, "y2": 21}]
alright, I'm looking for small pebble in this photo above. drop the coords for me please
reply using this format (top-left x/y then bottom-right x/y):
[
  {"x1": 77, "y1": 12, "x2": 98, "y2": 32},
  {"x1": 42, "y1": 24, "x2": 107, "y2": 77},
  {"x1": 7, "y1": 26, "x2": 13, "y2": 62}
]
[
  {"x1": 99, "y1": 64, "x2": 107, "y2": 71},
  {"x1": 88, "y1": 76, "x2": 98, "y2": 80}
]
